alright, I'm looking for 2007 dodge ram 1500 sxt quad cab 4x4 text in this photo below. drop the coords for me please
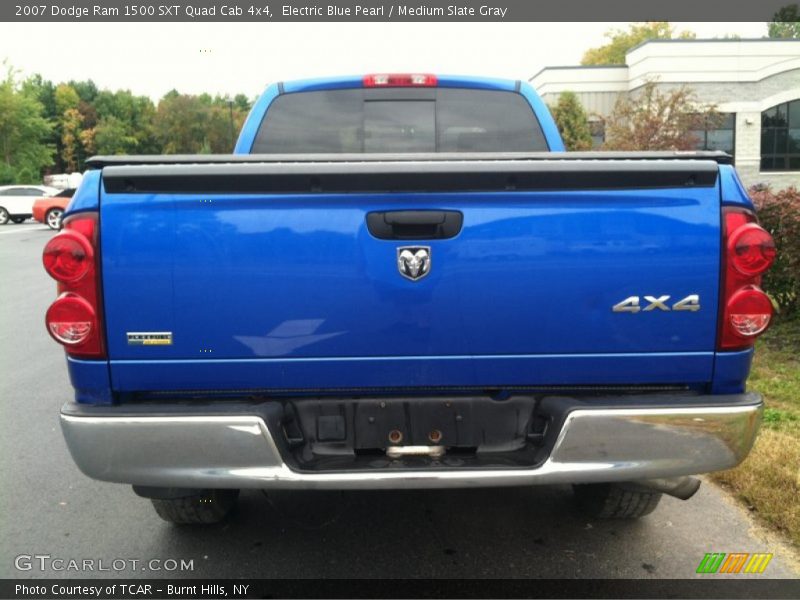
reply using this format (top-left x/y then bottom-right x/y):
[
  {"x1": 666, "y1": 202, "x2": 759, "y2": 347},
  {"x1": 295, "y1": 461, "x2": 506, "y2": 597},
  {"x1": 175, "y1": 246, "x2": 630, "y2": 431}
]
[{"x1": 45, "y1": 74, "x2": 775, "y2": 524}]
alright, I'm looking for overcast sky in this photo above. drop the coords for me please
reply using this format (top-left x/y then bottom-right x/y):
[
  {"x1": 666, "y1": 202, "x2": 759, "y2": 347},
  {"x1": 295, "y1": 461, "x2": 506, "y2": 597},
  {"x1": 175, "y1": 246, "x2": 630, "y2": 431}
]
[{"x1": 0, "y1": 21, "x2": 768, "y2": 100}]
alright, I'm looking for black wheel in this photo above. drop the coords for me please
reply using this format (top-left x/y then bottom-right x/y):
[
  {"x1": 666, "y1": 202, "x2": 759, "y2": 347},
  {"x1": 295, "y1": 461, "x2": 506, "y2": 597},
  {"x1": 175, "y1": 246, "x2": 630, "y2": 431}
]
[
  {"x1": 151, "y1": 489, "x2": 239, "y2": 525},
  {"x1": 0, "y1": 208, "x2": 8, "y2": 225},
  {"x1": 573, "y1": 483, "x2": 662, "y2": 519},
  {"x1": 10, "y1": 216, "x2": 26, "y2": 224},
  {"x1": 45, "y1": 208, "x2": 64, "y2": 230}
]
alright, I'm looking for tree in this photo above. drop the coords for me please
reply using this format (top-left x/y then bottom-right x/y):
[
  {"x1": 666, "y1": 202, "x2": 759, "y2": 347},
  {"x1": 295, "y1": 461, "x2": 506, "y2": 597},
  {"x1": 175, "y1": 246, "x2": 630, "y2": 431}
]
[
  {"x1": 92, "y1": 116, "x2": 140, "y2": 155},
  {"x1": 21, "y1": 74, "x2": 62, "y2": 173},
  {"x1": 549, "y1": 92, "x2": 593, "y2": 151},
  {"x1": 59, "y1": 106, "x2": 84, "y2": 171},
  {"x1": 153, "y1": 91, "x2": 251, "y2": 154},
  {"x1": 768, "y1": 5, "x2": 800, "y2": 38},
  {"x1": 54, "y1": 84, "x2": 85, "y2": 170},
  {"x1": 0, "y1": 64, "x2": 53, "y2": 183},
  {"x1": 233, "y1": 93, "x2": 252, "y2": 112},
  {"x1": 54, "y1": 83, "x2": 79, "y2": 116},
  {"x1": 205, "y1": 95, "x2": 250, "y2": 152},
  {"x1": 88, "y1": 89, "x2": 157, "y2": 154},
  {"x1": 3, "y1": 62, "x2": 255, "y2": 169},
  {"x1": 153, "y1": 92, "x2": 211, "y2": 153},
  {"x1": 603, "y1": 81, "x2": 721, "y2": 151},
  {"x1": 581, "y1": 22, "x2": 696, "y2": 65},
  {"x1": 67, "y1": 79, "x2": 98, "y2": 104}
]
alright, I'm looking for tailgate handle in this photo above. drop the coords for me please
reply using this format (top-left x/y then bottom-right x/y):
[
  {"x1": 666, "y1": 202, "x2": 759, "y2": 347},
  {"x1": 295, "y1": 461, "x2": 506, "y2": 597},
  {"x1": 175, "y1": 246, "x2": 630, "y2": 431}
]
[{"x1": 367, "y1": 210, "x2": 463, "y2": 240}]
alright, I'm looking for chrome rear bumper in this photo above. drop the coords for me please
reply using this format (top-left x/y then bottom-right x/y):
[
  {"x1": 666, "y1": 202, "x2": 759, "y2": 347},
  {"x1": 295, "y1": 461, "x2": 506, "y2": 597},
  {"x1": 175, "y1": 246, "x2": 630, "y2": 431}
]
[{"x1": 60, "y1": 394, "x2": 763, "y2": 489}]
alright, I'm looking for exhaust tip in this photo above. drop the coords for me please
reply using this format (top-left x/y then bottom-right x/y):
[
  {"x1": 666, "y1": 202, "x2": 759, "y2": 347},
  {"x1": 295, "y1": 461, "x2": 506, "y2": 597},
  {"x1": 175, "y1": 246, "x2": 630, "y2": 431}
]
[{"x1": 632, "y1": 476, "x2": 702, "y2": 500}]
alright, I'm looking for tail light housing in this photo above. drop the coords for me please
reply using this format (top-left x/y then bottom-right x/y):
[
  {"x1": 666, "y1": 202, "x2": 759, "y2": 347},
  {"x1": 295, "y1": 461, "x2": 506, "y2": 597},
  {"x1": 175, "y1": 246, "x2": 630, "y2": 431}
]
[
  {"x1": 42, "y1": 230, "x2": 94, "y2": 282},
  {"x1": 42, "y1": 213, "x2": 105, "y2": 358},
  {"x1": 718, "y1": 208, "x2": 776, "y2": 350},
  {"x1": 728, "y1": 223, "x2": 776, "y2": 276},
  {"x1": 363, "y1": 73, "x2": 438, "y2": 87}
]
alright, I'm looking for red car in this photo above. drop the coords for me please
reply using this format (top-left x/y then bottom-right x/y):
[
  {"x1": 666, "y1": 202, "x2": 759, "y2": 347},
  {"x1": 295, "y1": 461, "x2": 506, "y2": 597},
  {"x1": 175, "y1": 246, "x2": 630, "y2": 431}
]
[{"x1": 32, "y1": 189, "x2": 75, "y2": 230}]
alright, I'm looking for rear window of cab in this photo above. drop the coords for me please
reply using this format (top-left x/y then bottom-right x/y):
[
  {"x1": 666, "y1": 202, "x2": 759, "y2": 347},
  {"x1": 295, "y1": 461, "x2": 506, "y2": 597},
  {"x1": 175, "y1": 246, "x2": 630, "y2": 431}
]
[{"x1": 252, "y1": 87, "x2": 549, "y2": 153}]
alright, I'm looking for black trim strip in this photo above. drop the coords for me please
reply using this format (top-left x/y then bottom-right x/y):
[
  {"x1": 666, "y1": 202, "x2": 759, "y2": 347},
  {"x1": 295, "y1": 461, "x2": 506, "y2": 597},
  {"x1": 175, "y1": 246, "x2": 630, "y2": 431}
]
[
  {"x1": 140, "y1": 384, "x2": 690, "y2": 396},
  {"x1": 87, "y1": 150, "x2": 732, "y2": 168},
  {"x1": 101, "y1": 158, "x2": 720, "y2": 194}
]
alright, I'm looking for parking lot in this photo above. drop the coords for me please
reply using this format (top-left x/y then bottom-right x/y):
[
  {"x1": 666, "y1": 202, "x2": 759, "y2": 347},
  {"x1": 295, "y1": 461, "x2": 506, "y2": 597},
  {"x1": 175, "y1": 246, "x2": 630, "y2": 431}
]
[{"x1": 0, "y1": 221, "x2": 797, "y2": 580}]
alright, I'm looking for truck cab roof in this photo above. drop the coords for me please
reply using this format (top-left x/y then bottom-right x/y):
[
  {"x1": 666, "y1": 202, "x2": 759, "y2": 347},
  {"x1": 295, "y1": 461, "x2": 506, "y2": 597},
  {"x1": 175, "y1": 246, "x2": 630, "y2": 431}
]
[{"x1": 234, "y1": 73, "x2": 565, "y2": 154}]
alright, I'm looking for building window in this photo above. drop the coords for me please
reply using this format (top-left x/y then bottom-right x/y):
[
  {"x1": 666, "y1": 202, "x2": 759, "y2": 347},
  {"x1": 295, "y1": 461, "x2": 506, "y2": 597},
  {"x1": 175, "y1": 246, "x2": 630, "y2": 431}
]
[
  {"x1": 588, "y1": 118, "x2": 605, "y2": 149},
  {"x1": 690, "y1": 113, "x2": 735, "y2": 158},
  {"x1": 761, "y1": 99, "x2": 800, "y2": 171}
]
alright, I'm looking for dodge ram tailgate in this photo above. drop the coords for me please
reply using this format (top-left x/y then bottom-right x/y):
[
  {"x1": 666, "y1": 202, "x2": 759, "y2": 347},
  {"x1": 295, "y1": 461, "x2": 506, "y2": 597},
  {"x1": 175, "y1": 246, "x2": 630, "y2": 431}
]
[{"x1": 96, "y1": 154, "x2": 722, "y2": 393}]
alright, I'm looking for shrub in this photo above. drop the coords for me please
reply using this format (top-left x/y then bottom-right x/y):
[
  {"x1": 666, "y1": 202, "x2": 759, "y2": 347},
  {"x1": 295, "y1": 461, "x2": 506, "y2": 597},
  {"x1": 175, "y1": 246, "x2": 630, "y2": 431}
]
[
  {"x1": 0, "y1": 163, "x2": 15, "y2": 185},
  {"x1": 749, "y1": 185, "x2": 800, "y2": 314},
  {"x1": 602, "y1": 81, "x2": 721, "y2": 151},
  {"x1": 549, "y1": 92, "x2": 592, "y2": 151}
]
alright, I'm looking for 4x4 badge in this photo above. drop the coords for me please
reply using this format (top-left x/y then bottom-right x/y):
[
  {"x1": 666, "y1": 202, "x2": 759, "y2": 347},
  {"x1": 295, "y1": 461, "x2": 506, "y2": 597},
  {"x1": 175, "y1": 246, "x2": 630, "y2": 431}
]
[
  {"x1": 397, "y1": 246, "x2": 431, "y2": 281},
  {"x1": 612, "y1": 294, "x2": 700, "y2": 313}
]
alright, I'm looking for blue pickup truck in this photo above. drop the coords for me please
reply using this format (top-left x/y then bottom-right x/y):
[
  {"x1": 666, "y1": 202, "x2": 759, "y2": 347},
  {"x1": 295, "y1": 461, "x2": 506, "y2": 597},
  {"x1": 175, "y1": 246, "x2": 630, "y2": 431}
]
[{"x1": 44, "y1": 74, "x2": 776, "y2": 524}]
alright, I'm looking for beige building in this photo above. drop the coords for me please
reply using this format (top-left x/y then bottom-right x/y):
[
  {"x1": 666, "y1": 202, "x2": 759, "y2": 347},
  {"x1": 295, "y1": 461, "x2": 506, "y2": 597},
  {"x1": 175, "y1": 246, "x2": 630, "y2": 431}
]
[{"x1": 530, "y1": 39, "x2": 800, "y2": 189}]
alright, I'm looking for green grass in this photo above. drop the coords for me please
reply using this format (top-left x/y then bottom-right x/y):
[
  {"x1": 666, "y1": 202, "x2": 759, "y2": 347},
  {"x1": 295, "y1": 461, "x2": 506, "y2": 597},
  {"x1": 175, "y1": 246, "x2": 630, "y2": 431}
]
[
  {"x1": 746, "y1": 316, "x2": 800, "y2": 434},
  {"x1": 711, "y1": 316, "x2": 800, "y2": 547},
  {"x1": 763, "y1": 407, "x2": 798, "y2": 426}
]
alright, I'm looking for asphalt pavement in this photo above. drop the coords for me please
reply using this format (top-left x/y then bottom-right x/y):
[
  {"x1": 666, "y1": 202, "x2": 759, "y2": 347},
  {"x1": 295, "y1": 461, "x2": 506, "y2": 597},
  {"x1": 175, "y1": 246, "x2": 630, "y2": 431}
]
[{"x1": 0, "y1": 221, "x2": 798, "y2": 582}]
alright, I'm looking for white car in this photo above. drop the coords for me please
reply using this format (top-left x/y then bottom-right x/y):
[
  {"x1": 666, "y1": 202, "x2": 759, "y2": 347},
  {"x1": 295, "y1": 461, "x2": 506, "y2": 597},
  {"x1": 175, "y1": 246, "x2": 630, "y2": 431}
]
[{"x1": 0, "y1": 185, "x2": 59, "y2": 225}]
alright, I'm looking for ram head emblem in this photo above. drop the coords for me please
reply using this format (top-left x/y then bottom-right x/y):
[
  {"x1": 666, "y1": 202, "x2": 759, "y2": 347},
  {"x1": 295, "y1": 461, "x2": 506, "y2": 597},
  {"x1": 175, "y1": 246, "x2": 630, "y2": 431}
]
[{"x1": 397, "y1": 246, "x2": 431, "y2": 281}]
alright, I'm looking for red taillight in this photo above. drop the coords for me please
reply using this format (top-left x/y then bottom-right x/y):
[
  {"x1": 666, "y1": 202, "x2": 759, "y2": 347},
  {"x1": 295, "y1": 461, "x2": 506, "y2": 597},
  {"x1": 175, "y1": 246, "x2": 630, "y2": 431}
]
[
  {"x1": 363, "y1": 73, "x2": 437, "y2": 87},
  {"x1": 728, "y1": 223, "x2": 776, "y2": 276},
  {"x1": 726, "y1": 287, "x2": 773, "y2": 338},
  {"x1": 718, "y1": 208, "x2": 775, "y2": 350},
  {"x1": 43, "y1": 230, "x2": 94, "y2": 282},
  {"x1": 46, "y1": 293, "x2": 97, "y2": 345},
  {"x1": 43, "y1": 213, "x2": 105, "y2": 358}
]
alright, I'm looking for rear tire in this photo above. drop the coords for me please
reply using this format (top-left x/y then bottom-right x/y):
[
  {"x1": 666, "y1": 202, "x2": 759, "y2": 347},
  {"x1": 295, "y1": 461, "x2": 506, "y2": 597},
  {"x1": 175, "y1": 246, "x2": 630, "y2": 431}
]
[
  {"x1": 151, "y1": 489, "x2": 239, "y2": 525},
  {"x1": 10, "y1": 216, "x2": 26, "y2": 224},
  {"x1": 0, "y1": 208, "x2": 10, "y2": 224},
  {"x1": 573, "y1": 483, "x2": 662, "y2": 519}
]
